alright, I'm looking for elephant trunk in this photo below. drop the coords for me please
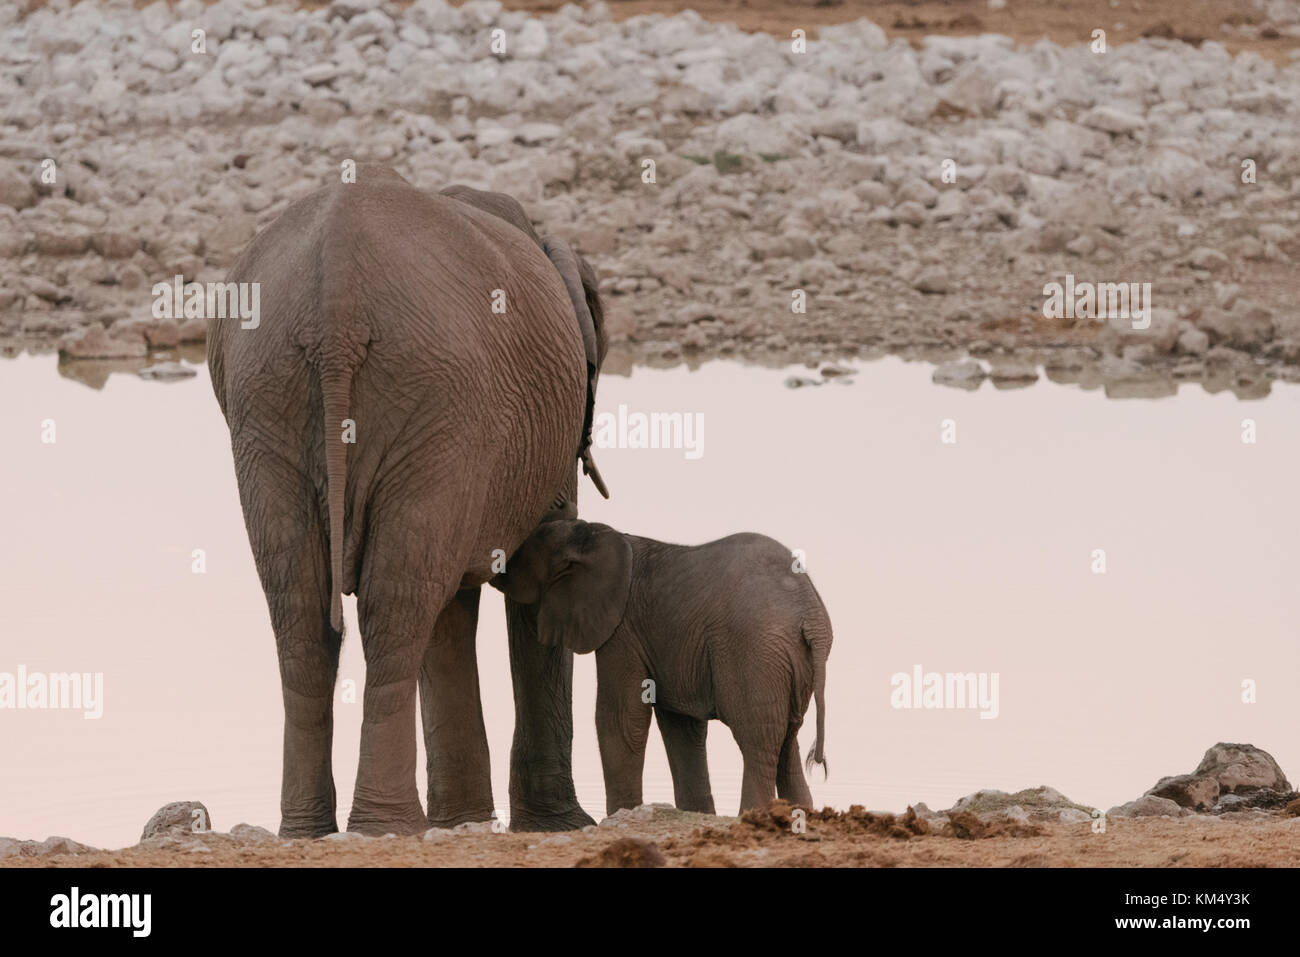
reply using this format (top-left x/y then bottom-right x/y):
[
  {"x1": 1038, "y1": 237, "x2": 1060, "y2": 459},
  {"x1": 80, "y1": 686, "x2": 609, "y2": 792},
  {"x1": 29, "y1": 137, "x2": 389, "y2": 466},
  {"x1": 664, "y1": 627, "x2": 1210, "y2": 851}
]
[
  {"x1": 321, "y1": 370, "x2": 352, "y2": 633},
  {"x1": 802, "y1": 612, "x2": 831, "y2": 780}
]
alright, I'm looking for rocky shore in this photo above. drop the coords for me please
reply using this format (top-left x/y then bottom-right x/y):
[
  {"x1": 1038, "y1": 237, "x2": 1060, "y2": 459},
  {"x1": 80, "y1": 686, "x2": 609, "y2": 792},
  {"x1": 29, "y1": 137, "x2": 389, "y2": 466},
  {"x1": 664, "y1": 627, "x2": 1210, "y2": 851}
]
[
  {"x1": 5, "y1": 742, "x2": 1295, "y2": 867},
  {"x1": 1, "y1": 0, "x2": 1299, "y2": 395}
]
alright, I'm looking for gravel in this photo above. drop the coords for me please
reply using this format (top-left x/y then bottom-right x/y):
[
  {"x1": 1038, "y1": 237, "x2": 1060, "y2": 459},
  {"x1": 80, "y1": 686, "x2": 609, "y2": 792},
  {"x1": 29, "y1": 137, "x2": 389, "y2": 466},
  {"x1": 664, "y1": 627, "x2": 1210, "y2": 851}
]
[{"x1": 1, "y1": 0, "x2": 1298, "y2": 396}]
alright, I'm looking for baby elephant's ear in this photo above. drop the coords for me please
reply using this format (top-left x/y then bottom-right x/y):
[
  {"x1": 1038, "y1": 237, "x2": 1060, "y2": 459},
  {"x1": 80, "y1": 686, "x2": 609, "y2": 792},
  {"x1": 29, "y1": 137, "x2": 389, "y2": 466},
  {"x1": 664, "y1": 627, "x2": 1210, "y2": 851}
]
[{"x1": 538, "y1": 523, "x2": 631, "y2": 655}]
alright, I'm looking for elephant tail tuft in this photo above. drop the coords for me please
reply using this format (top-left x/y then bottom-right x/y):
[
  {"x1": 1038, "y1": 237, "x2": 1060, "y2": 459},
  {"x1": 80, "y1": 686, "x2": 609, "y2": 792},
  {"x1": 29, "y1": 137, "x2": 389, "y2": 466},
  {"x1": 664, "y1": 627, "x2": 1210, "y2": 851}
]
[{"x1": 801, "y1": 609, "x2": 832, "y2": 780}]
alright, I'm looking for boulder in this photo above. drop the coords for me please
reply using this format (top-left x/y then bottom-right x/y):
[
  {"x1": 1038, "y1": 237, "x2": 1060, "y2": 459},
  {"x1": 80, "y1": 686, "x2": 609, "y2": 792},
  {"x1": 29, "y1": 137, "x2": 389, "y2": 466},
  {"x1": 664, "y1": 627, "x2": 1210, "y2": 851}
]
[
  {"x1": 1080, "y1": 106, "x2": 1146, "y2": 135},
  {"x1": 1146, "y1": 148, "x2": 1213, "y2": 203},
  {"x1": 1108, "y1": 795, "x2": 1189, "y2": 818},
  {"x1": 229, "y1": 823, "x2": 276, "y2": 843},
  {"x1": 0, "y1": 835, "x2": 95, "y2": 858},
  {"x1": 1194, "y1": 743, "x2": 1290, "y2": 794},
  {"x1": 912, "y1": 265, "x2": 952, "y2": 294},
  {"x1": 1148, "y1": 773, "x2": 1220, "y2": 810},
  {"x1": 713, "y1": 114, "x2": 807, "y2": 158},
  {"x1": 1117, "y1": 744, "x2": 1293, "y2": 817},
  {"x1": 59, "y1": 324, "x2": 148, "y2": 359},
  {"x1": 932, "y1": 359, "x2": 986, "y2": 390},
  {"x1": 91, "y1": 231, "x2": 142, "y2": 259},
  {"x1": 947, "y1": 786, "x2": 1092, "y2": 823},
  {"x1": 1100, "y1": 308, "x2": 1181, "y2": 354},
  {"x1": 1188, "y1": 247, "x2": 1230, "y2": 273},
  {"x1": 939, "y1": 63, "x2": 1000, "y2": 116},
  {"x1": 33, "y1": 226, "x2": 92, "y2": 256},
  {"x1": 1196, "y1": 302, "x2": 1274, "y2": 349},
  {"x1": 0, "y1": 160, "x2": 36, "y2": 210},
  {"x1": 514, "y1": 19, "x2": 548, "y2": 58},
  {"x1": 145, "y1": 321, "x2": 181, "y2": 348},
  {"x1": 1177, "y1": 326, "x2": 1210, "y2": 355},
  {"x1": 141, "y1": 801, "x2": 214, "y2": 842},
  {"x1": 452, "y1": 820, "x2": 497, "y2": 834},
  {"x1": 598, "y1": 803, "x2": 673, "y2": 828}
]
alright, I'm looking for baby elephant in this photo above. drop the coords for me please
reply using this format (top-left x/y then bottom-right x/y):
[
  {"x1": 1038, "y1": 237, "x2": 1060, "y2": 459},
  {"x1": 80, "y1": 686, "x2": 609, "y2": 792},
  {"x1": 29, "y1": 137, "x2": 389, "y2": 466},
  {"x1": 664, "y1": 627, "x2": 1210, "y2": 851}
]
[{"x1": 490, "y1": 519, "x2": 831, "y2": 816}]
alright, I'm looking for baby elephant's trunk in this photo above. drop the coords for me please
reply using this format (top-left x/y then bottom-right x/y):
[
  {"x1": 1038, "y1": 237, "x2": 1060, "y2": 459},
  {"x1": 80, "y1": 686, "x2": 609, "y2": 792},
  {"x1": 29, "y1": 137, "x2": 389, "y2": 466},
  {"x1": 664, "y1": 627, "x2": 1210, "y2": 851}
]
[{"x1": 802, "y1": 614, "x2": 831, "y2": 779}]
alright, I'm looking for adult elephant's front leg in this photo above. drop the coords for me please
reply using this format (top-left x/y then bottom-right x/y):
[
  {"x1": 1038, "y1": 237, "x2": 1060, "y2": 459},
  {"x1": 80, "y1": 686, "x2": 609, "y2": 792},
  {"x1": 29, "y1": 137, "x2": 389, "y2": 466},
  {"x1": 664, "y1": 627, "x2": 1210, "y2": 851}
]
[
  {"x1": 419, "y1": 586, "x2": 496, "y2": 828},
  {"x1": 506, "y1": 598, "x2": 596, "y2": 831}
]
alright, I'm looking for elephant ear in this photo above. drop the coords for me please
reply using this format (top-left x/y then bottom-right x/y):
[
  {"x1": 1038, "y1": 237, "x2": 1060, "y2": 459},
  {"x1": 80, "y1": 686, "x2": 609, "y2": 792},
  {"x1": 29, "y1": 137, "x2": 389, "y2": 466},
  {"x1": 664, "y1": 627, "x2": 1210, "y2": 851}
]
[
  {"x1": 543, "y1": 236, "x2": 609, "y2": 499},
  {"x1": 438, "y1": 184, "x2": 544, "y2": 246},
  {"x1": 441, "y1": 183, "x2": 609, "y2": 499},
  {"x1": 538, "y1": 522, "x2": 631, "y2": 655}
]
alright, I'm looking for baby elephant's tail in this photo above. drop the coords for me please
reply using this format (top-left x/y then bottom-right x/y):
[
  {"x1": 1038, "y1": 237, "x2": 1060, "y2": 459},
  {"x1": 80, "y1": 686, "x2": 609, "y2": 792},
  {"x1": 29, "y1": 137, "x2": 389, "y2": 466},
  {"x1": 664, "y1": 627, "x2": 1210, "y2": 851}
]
[{"x1": 801, "y1": 612, "x2": 832, "y2": 780}]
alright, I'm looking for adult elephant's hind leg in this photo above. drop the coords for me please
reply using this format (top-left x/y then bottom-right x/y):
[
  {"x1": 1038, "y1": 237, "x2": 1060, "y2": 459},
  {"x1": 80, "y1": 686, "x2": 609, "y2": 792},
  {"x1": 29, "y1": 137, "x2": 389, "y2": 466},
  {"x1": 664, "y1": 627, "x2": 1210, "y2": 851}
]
[
  {"x1": 349, "y1": 573, "x2": 447, "y2": 835},
  {"x1": 237, "y1": 457, "x2": 341, "y2": 839},
  {"x1": 419, "y1": 586, "x2": 496, "y2": 829},
  {"x1": 273, "y1": 593, "x2": 342, "y2": 839},
  {"x1": 505, "y1": 599, "x2": 596, "y2": 831}
]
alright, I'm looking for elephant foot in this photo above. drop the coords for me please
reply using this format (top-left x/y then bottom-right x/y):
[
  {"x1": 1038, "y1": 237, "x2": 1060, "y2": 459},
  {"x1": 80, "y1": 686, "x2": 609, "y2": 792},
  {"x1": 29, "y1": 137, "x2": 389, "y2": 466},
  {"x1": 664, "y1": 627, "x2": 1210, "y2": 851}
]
[
  {"x1": 278, "y1": 816, "x2": 339, "y2": 840},
  {"x1": 278, "y1": 798, "x2": 339, "y2": 839},
  {"x1": 347, "y1": 800, "x2": 429, "y2": 836},
  {"x1": 676, "y1": 798, "x2": 716, "y2": 816},
  {"x1": 426, "y1": 805, "x2": 497, "y2": 831},
  {"x1": 508, "y1": 803, "x2": 596, "y2": 833}
]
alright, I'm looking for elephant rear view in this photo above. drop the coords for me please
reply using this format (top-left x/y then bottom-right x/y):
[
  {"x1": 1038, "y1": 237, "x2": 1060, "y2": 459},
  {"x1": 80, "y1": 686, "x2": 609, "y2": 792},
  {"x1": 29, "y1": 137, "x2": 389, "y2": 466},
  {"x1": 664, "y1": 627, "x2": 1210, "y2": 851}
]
[{"x1": 208, "y1": 165, "x2": 608, "y2": 837}]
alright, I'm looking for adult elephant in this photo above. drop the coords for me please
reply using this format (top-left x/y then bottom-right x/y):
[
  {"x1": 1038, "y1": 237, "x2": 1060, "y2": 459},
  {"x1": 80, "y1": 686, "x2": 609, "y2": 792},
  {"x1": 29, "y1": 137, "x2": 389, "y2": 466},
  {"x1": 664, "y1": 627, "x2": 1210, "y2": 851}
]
[{"x1": 208, "y1": 165, "x2": 608, "y2": 836}]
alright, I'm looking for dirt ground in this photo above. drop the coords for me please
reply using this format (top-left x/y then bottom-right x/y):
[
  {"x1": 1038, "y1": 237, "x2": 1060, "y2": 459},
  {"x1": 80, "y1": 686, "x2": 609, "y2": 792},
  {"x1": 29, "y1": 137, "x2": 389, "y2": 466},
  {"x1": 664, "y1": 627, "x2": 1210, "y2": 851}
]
[
  {"x1": 9, "y1": 805, "x2": 1300, "y2": 867},
  {"x1": 130, "y1": 0, "x2": 1298, "y2": 61},
  {"x1": 482, "y1": 0, "x2": 1300, "y2": 62}
]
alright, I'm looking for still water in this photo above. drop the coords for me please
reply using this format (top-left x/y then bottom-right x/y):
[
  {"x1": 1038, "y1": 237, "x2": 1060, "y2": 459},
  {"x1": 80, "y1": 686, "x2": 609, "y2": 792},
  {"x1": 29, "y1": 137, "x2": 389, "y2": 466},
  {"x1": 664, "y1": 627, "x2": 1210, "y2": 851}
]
[{"x1": 2, "y1": 352, "x2": 1297, "y2": 847}]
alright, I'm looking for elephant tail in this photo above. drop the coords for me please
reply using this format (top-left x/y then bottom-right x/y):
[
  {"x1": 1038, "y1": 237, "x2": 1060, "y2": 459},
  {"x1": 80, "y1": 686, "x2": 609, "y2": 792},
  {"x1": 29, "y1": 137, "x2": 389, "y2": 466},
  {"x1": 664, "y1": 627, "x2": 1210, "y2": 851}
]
[
  {"x1": 321, "y1": 367, "x2": 353, "y2": 634},
  {"x1": 802, "y1": 609, "x2": 832, "y2": 780}
]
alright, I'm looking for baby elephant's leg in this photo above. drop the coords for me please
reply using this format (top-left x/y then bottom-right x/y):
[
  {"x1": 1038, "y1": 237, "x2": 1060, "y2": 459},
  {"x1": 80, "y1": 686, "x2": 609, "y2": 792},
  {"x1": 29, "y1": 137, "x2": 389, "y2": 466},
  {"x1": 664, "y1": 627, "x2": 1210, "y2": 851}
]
[
  {"x1": 595, "y1": 652, "x2": 653, "y2": 816},
  {"x1": 776, "y1": 725, "x2": 814, "y2": 807},
  {"x1": 731, "y1": 723, "x2": 783, "y2": 813},
  {"x1": 655, "y1": 709, "x2": 715, "y2": 814}
]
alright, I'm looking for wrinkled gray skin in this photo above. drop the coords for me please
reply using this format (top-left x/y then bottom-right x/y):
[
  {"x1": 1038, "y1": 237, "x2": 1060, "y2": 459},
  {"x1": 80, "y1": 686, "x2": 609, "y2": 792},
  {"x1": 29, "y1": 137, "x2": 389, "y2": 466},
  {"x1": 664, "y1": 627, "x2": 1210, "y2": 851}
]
[
  {"x1": 490, "y1": 520, "x2": 832, "y2": 815},
  {"x1": 208, "y1": 165, "x2": 608, "y2": 836}
]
